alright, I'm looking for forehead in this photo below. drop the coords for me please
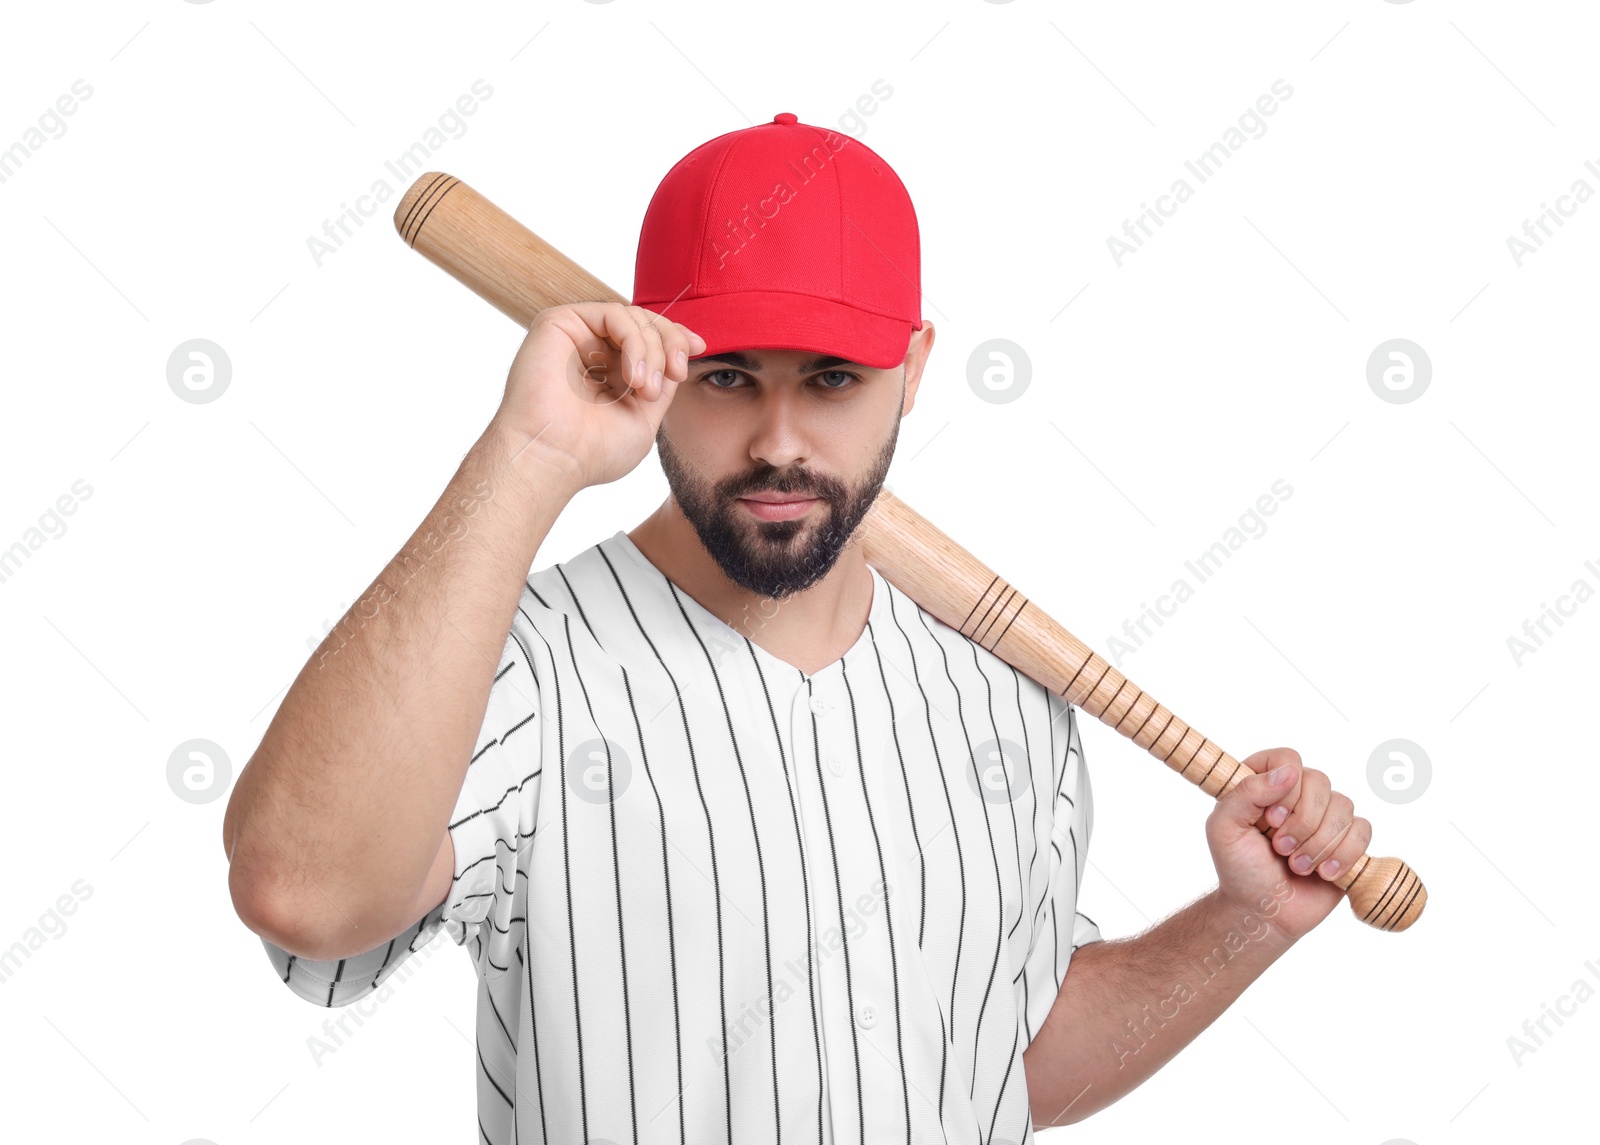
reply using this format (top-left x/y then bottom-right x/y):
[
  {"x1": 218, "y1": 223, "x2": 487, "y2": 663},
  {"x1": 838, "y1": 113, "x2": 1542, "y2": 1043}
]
[{"x1": 690, "y1": 349, "x2": 864, "y2": 373}]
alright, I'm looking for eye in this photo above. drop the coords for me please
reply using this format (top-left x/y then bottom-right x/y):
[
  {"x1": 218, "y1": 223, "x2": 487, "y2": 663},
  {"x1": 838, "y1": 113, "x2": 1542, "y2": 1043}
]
[
  {"x1": 698, "y1": 369, "x2": 861, "y2": 391},
  {"x1": 701, "y1": 369, "x2": 746, "y2": 389}
]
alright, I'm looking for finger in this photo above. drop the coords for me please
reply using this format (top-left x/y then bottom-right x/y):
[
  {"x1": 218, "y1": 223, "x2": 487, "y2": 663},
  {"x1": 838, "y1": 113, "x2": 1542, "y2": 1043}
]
[
  {"x1": 623, "y1": 307, "x2": 665, "y2": 400},
  {"x1": 1271, "y1": 767, "x2": 1330, "y2": 862},
  {"x1": 666, "y1": 324, "x2": 707, "y2": 383},
  {"x1": 1316, "y1": 815, "x2": 1371, "y2": 881},
  {"x1": 648, "y1": 322, "x2": 700, "y2": 398},
  {"x1": 546, "y1": 304, "x2": 628, "y2": 405},
  {"x1": 1237, "y1": 747, "x2": 1302, "y2": 832},
  {"x1": 1209, "y1": 757, "x2": 1298, "y2": 841},
  {"x1": 626, "y1": 306, "x2": 672, "y2": 399},
  {"x1": 1285, "y1": 790, "x2": 1354, "y2": 876},
  {"x1": 562, "y1": 302, "x2": 643, "y2": 403},
  {"x1": 594, "y1": 304, "x2": 655, "y2": 400}
]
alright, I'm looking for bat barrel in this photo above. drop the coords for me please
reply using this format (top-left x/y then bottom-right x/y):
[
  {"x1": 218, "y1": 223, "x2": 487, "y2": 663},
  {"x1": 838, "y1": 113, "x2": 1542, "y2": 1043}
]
[{"x1": 393, "y1": 172, "x2": 628, "y2": 324}]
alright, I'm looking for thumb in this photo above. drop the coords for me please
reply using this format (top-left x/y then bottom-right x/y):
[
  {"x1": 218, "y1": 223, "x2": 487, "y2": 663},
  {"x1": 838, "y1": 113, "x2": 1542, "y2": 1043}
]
[{"x1": 1213, "y1": 759, "x2": 1296, "y2": 839}]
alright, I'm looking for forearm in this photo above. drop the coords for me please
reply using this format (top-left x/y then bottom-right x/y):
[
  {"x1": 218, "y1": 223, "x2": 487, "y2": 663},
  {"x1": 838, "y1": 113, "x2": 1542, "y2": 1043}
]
[
  {"x1": 1026, "y1": 882, "x2": 1299, "y2": 1127},
  {"x1": 223, "y1": 421, "x2": 578, "y2": 952}
]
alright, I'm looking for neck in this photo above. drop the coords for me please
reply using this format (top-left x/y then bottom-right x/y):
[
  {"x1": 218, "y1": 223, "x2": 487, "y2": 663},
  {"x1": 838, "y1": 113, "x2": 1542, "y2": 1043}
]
[{"x1": 628, "y1": 497, "x2": 874, "y2": 676}]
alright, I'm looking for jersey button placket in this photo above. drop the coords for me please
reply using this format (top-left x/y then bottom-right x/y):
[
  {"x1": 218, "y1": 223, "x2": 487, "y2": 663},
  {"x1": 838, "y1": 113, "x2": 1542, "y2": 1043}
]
[
  {"x1": 809, "y1": 687, "x2": 847, "y2": 777},
  {"x1": 795, "y1": 676, "x2": 850, "y2": 1137},
  {"x1": 820, "y1": 669, "x2": 894, "y2": 1143}
]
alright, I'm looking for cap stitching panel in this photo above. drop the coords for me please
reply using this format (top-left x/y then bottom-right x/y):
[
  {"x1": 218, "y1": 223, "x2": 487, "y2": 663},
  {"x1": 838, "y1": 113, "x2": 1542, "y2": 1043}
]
[
  {"x1": 840, "y1": 133, "x2": 919, "y2": 313},
  {"x1": 824, "y1": 128, "x2": 845, "y2": 304},
  {"x1": 735, "y1": 126, "x2": 847, "y2": 299},
  {"x1": 694, "y1": 138, "x2": 744, "y2": 299}
]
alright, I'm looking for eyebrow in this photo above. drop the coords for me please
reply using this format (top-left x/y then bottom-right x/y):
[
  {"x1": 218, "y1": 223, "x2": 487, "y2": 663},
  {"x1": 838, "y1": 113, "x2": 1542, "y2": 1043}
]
[{"x1": 690, "y1": 351, "x2": 862, "y2": 374}]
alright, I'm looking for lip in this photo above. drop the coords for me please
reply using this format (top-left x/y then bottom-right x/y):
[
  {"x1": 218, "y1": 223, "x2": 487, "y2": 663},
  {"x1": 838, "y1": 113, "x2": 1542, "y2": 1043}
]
[
  {"x1": 738, "y1": 495, "x2": 818, "y2": 521},
  {"x1": 741, "y1": 492, "x2": 813, "y2": 503}
]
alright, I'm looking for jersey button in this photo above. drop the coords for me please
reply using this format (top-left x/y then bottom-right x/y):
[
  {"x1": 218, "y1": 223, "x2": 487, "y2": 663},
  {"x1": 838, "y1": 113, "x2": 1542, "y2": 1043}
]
[
  {"x1": 826, "y1": 752, "x2": 845, "y2": 777},
  {"x1": 809, "y1": 695, "x2": 829, "y2": 714},
  {"x1": 856, "y1": 1002, "x2": 877, "y2": 1029}
]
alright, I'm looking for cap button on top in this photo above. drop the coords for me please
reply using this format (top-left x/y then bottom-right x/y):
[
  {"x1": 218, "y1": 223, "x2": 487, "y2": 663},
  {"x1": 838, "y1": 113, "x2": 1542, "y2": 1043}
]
[{"x1": 773, "y1": 112, "x2": 798, "y2": 125}]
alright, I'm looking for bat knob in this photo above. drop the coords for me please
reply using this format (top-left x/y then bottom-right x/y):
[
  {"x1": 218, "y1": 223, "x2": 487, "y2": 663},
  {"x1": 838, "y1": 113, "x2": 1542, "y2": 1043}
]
[{"x1": 1341, "y1": 855, "x2": 1426, "y2": 932}]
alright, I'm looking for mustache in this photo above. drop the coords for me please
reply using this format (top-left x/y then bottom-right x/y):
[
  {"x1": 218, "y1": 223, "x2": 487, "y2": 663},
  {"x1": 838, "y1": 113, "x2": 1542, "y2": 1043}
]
[{"x1": 720, "y1": 467, "x2": 844, "y2": 501}]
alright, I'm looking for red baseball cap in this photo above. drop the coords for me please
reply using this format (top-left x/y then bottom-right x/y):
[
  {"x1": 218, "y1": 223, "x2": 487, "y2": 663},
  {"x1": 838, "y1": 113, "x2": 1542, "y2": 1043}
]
[{"x1": 631, "y1": 112, "x2": 923, "y2": 371}]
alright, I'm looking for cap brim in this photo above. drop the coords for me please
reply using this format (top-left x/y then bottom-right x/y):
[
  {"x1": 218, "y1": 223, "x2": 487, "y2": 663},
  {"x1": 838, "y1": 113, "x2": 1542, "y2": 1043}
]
[{"x1": 633, "y1": 290, "x2": 917, "y2": 370}]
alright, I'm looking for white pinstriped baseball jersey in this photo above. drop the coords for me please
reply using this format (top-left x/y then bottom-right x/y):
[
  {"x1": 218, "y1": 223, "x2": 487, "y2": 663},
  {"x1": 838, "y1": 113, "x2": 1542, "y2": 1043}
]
[{"x1": 261, "y1": 530, "x2": 1099, "y2": 1145}]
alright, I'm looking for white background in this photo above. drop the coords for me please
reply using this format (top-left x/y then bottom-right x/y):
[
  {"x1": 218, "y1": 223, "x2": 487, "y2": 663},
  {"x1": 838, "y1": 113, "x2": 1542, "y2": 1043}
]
[{"x1": 1, "y1": 1, "x2": 1595, "y2": 1142}]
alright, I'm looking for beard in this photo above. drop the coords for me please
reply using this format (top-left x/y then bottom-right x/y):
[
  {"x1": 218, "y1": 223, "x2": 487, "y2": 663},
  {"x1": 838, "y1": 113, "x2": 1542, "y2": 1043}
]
[{"x1": 655, "y1": 407, "x2": 899, "y2": 600}]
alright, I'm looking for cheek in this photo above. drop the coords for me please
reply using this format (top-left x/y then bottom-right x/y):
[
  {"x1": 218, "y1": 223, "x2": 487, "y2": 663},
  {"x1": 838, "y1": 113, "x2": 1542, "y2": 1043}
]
[{"x1": 661, "y1": 409, "x2": 736, "y2": 478}]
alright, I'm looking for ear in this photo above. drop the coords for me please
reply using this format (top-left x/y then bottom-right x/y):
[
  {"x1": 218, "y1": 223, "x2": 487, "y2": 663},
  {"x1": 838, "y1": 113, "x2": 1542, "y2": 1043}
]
[{"x1": 900, "y1": 320, "x2": 934, "y2": 417}]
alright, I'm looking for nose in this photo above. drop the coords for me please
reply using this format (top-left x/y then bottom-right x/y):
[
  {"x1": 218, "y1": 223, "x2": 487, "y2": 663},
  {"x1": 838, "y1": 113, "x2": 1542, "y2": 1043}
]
[{"x1": 746, "y1": 387, "x2": 811, "y2": 472}]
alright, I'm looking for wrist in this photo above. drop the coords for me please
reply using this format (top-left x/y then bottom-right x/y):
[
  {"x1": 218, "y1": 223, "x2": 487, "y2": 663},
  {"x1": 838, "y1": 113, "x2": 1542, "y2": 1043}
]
[
  {"x1": 1207, "y1": 883, "x2": 1301, "y2": 949},
  {"x1": 481, "y1": 417, "x2": 586, "y2": 500}
]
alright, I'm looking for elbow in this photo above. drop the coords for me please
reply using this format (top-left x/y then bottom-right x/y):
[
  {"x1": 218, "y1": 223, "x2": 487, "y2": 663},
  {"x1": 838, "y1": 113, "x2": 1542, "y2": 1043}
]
[
  {"x1": 221, "y1": 760, "x2": 331, "y2": 958},
  {"x1": 227, "y1": 863, "x2": 328, "y2": 962},
  {"x1": 231, "y1": 866, "x2": 416, "y2": 964},
  {"x1": 233, "y1": 889, "x2": 344, "y2": 963},
  {"x1": 227, "y1": 864, "x2": 286, "y2": 947}
]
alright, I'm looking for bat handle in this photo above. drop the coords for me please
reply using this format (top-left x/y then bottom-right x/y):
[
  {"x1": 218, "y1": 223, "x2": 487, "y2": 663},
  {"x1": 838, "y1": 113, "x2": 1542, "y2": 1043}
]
[{"x1": 1214, "y1": 764, "x2": 1425, "y2": 932}]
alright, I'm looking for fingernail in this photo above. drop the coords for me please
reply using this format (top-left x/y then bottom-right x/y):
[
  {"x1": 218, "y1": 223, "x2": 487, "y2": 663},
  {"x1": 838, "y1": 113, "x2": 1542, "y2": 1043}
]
[
  {"x1": 634, "y1": 358, "x2": 646, "y2": 384},
  {"x1": 674, "y1": 349, "x2": 687, "y2": 370},
  {"x1": 1268, "y1": 764, "x2": 1290, "y2": 785},
  {"x1": 650, "y1": 369, "x2": 662, "y2": 391},
  {"x1": 1267, "y1": 805, "x2": 1288, "y2": 827},
  {"x1": 1275, "y1": 834, "x2": 1297, "y2": 854},
  {"x1": 1319, "y1": 858, "x2": 1341, "y2": 877},
  {"x1": 1290, "y1": 854, "x2": 1312, "y2": 874}
]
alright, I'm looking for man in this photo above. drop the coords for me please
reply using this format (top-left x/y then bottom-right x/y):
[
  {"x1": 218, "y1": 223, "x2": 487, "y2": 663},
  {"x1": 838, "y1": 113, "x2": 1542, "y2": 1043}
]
[{"x1": 224, "y1": 113, "x2": 1372, "y2": 1143}]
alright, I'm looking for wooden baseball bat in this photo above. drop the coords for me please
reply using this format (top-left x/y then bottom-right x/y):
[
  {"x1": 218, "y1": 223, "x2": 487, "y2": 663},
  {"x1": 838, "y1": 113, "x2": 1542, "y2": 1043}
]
[{"x1": 392, "y1": 172, "x2": 1426, "y2": 933}]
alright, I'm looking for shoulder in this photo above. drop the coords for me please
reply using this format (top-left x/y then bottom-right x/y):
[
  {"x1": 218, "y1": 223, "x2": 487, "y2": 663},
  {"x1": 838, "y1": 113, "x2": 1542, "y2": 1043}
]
[
  {"x1": 876, "y1": 572, "x2": 1067, "y2": 710},
  {"x1": 874, "y1": 570, "x2": 1079, "y2": 735},
  {"x1": 519, "y1": 536, "x2": 623, "y2": 625}
]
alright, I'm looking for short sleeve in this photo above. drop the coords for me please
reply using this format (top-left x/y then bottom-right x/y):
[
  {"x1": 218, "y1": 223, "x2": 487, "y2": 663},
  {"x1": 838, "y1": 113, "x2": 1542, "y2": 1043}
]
[
  {"x1": 1018, "y1": 697, "x2": 1100, "y2": 1045},
  {"x1": 260, "y1": 603, "x2": 547, "y2": 1007}
]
